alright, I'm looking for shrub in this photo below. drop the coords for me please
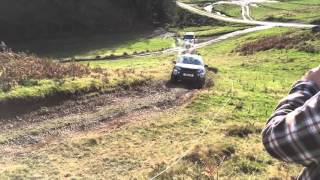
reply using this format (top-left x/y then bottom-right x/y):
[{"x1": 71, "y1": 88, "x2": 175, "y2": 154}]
[
  {"x1": 236, "y1": 31, "x2": 320, "y2": 55},
  {"x1": 0, "y1": 52, "x2": 90, "y2": 91}
]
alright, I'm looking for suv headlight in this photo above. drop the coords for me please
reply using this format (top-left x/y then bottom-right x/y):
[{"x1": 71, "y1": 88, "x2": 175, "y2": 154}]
[
  {"x1": 197, "y1": 69, "x2": 204, "y2": 74},
  {"x1": 173, "y1": 67, "x2": 181, "y2": 75},
  {"x1": 197, "y1": 69, "x2": 205, "y2": 78}
]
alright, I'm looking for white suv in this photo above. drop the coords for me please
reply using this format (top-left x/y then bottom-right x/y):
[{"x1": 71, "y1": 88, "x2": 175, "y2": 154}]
[{"x1": 183, "y1": 32, "x2": 196, "y2": 44}]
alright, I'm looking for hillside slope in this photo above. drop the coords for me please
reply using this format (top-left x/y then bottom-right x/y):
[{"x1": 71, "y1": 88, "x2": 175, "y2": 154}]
[{"x1": 3, "y1": 27, "x2": 320, "y2": 179}]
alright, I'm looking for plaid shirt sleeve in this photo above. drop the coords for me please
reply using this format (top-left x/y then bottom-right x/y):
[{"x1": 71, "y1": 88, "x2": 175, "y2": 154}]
[{"x1": 262, "y1": 80, "x2": 320, "y2": 179}]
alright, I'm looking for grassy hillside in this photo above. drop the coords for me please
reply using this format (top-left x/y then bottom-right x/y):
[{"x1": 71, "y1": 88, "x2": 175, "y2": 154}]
[
  {"x1": 2, "y1": 0, "x2": 320, "y2": 178},
  {"x1": 251, "y1": 0, "x2": 320, "y2": 23},
  {"x1": 214, "y1": 4, "x2": 242, "y2": 18},
  {"x1": 171, "y1": 24, "x2": 251, "y2": 38},
  {"x1": 182, "y1": 0, "x2": 320, "y2": 23},
  {"x1": 0, "y1": 52, "x2": 172, "y2": 112},
  {"x1": 2, "y1": 27, "x2": 320, "y2": 179},
  {"x1": 0, "y1": 53, "x2": 95, "y2": 100}
]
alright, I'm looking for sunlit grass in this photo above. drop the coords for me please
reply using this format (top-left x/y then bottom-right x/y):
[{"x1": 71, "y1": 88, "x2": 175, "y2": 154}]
[
  {"x1": 12, "y1": 32, "x2": 175, "y2": 59},
  {"x1": 76, "y1": 37, "x2": 175, "y2": 59},
  {"x1": 0, "y1": 78, "x2": 103, "y2": 101},
  {"x1": 2, "y1": 27, "x2": 320, "y2": 179},
  {"x1": 171, "y1": 24, "x2": 251, "y2": 37},
  {"x1": 215, "y1": 4, "x2": 242, "y2": 18},
  {"x1": 182, "y1": 0, "x2": 320, "y2": 23},
  {"x1": 251, "y1": 0, "x2": 320, "y2": 23}
]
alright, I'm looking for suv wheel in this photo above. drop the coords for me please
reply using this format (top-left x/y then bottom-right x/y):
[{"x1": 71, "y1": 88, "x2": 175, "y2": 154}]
[
  {"x1": 196, "y1": 80, "x2": 205, "y2": 89},
  {"x1": 171, "y1": 74, "x2": 178, "y2": 83}
]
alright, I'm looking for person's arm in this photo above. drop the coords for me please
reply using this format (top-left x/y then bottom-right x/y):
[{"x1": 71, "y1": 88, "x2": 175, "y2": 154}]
[{"x1": 262, "y1": 68, "x2": 320, "y2": 166}]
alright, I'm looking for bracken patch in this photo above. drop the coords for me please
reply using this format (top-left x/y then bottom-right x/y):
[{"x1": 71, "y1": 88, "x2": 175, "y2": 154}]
[
  {"x1": 0, "y1": 52, "x2": 91, "y2": 91},
  {"x1": 236, "y1": 31, "x2": 320, "y2": 55}
]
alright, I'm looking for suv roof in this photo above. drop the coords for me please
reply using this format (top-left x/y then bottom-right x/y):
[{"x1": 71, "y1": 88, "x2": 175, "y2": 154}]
[{"x1": 185, "y1": 32, "x2": 195, "y2": 36}]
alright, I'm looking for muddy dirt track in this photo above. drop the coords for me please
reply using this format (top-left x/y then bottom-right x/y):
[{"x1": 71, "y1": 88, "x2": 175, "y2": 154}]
[{"x1": 0, "y1": 80, "x2": 199, "y2": 146}]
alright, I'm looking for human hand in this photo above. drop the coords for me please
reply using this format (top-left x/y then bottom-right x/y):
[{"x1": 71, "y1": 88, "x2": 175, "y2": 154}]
[{"x1": 302, "y1": 66, "x2": 320, "y2": 88}]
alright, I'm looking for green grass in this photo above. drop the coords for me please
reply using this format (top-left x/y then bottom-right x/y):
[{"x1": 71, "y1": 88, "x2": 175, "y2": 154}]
[
  {"x1": 76, "y1": 37, "x2": 175, "y2": 59},
  {"x1": 2, "y1": 27, "x2": 320, "y2": 179},
  {"x1": 171, "y1": 24, "x2": 251, "y2": 37},
  {"x1": 84, "y1": 54, "x2": 174, "y2": 70},
  {"x1": 0, "y1": 54, "x2": 176, "y2": 102},
  {"x1": 11, "y1": 32, "x2": 175, "y2": 59},
  {"x1": 177, "y1": 0, "x2": 242, "y2": 19},
  {"x1": 184, "y1": 0, "x2": 320, "y2": 23},
  {"x1": 250, "y1": 0, "x2": 320, "y2": 23},
  {"x1": 144, "y1": 27, "x2": 315, "y2": 179},
  {"x1": 214, "y1": 4, "x2": 242, "y2": 18},
  {"x1": 0, "y1": 78, "x2": 103, "y2": 101},
  {"x1": 83, "y1": 54, "x2": 176, "y2": 82}
]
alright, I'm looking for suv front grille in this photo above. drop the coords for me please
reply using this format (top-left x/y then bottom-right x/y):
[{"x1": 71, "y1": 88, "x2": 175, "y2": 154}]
[{"x1": 180, "y1": 68, "x2": 197, "y2": 74}]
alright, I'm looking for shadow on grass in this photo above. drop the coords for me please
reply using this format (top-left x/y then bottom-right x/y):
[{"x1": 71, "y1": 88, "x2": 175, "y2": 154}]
[{"x1": 9, "y1": 28, "x2": 157, "y2": 59}]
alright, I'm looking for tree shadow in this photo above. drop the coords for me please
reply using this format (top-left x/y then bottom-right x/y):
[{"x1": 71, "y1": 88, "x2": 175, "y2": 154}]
[{"x1": 9, "y1": 27, "x2": 157, "y2": 59}]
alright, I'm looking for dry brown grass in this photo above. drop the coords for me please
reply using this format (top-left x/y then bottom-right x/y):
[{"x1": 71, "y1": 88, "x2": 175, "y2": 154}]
[
  {"x1": 0, "y1": 52, "x2": 90, "y2": 91},
  {"x1": 236, "y1": 31, "x2": 320, "y2": 55},
  {"x1": 149, "y1": 144, "x2": 236, "y2": 179}
]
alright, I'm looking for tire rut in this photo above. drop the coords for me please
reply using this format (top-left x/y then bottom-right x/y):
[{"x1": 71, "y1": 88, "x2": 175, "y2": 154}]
[{"x1": 0, "y1": 81, "x2": 197, "y2": 147}]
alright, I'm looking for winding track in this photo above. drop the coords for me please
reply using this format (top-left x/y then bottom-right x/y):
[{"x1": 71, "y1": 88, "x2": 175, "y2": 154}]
[
  {"x1": 64, "y1": 1, "x2": 317, "y2": 63},
  {"x1": 94, "y1": 1, "x2": 318, "y2": 60},
  {"x1": 154, "y1": 1, "x2": 317, "y2": 53},
  {"x1": 177, "y1": 1, "x2": 316, "y2": 28},
  {"x1": 208, "y1": 0, "x2": 278, "y2": 21}
]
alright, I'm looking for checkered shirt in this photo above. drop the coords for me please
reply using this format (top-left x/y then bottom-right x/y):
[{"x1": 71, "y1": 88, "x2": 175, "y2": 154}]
[{"x1": 262, "y1": 80, "x2": 320, "y2": 180}]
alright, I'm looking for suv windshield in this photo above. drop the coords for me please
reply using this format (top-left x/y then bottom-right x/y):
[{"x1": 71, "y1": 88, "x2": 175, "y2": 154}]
[
  {"x1": 184, "y1": 35, "x2": 194, "y2": 40},
  {"x1": 179, "y1": 56, "x2": 203, "y2": 65}
]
